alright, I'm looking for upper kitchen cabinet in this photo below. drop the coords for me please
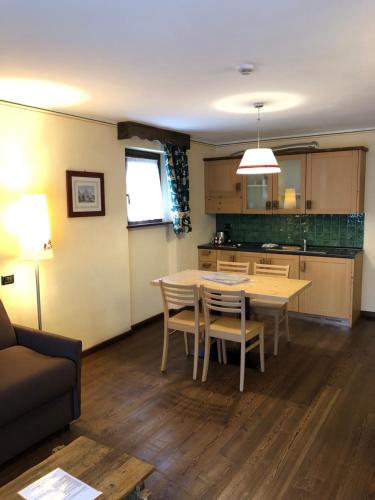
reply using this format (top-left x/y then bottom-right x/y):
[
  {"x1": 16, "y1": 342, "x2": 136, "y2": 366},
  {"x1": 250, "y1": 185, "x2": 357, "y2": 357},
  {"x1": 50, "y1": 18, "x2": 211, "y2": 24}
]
[
  {"x1": 272, "y1": 154, "x2": 306, "y2": 214},
  {"x1": 242, "y1": 173, "x2": 273, "y2": 214},
  {"x1": 306, "y1": 148, "x2": 366, "y2": 214},
  {"x1": 204, "y1": 158, "x2": 243, "y2": 213}
]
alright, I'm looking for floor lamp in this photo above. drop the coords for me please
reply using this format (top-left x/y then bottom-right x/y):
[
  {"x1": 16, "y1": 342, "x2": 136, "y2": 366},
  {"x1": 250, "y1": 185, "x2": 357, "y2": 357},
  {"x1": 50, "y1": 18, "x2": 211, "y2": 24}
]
[{"x1": 19, "y1": 194, "x2": 53, "y2": 330}]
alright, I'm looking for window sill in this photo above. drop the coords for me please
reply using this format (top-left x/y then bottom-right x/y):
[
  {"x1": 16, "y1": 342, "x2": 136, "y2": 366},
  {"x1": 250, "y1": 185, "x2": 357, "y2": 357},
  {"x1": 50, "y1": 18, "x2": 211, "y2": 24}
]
[{"x1": 127, "y1": 220, "x2": 173, "y2": 229}]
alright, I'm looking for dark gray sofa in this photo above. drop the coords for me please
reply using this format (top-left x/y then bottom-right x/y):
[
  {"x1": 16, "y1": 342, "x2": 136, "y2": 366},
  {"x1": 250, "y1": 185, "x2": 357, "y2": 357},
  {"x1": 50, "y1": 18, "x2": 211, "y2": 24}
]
[{"x1": 0, "y1": 299, "x2": 82, "y2": 465}]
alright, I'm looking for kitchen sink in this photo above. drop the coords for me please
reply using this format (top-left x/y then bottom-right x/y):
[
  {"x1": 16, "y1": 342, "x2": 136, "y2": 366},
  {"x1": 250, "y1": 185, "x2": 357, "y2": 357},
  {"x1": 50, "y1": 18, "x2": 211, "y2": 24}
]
[{"x1": 267, "y1": 246, "x2": 327, "y2": 255}]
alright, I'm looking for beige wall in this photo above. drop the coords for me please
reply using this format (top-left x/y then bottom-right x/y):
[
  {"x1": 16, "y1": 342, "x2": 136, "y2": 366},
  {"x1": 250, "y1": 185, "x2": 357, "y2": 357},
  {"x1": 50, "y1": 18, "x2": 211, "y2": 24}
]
[
  {"x1": 215, "y1": 131, "x2": 375, "y2": 311},
  {"x1": 0, "y1": 103, "x2": 216, "y2": 348},
  {"x1": 0, "y1": 103, "x2": 132, "y2": 349}
]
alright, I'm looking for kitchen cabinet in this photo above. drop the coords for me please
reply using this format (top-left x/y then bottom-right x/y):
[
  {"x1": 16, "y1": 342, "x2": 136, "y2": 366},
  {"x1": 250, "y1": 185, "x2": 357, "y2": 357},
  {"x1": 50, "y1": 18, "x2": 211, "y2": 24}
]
[
  {"x1": 204, "y1": 147, "x2": 366, "y2": 215},
  {"x1": 306, "y1": 149, "x2": 366, "y2": 214},
  {"x1": 242, "y1": 173, "x2": 273, "y2": 214},
  {"x1": 299, "y1": 254, "x2": 363, "y2": 325},
  {"x1": 235, "y1": 251, "x2": 264, "y2": 274},
  {"x1": 272, "y1": 154, "x2": 306, "y2": 214},
  {"x1": 197, "y1": 247, "x2": 363, "y2": 326},
  {"x1": 198, "y1": 249, "x2": 217, "y2": 271},
  {"x1": 204, "y1": 159, "x2": 243, "y2": 213},
  {"x1": 265, "y1": 253, "x2": 300, "y2": 312}
]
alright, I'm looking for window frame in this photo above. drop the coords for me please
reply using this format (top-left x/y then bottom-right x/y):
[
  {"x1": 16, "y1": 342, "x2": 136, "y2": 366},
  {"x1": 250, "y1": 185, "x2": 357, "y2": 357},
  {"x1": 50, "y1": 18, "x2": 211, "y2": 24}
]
[{"x1": 125, "y1": 148, "x2": 172, "y2": 229}]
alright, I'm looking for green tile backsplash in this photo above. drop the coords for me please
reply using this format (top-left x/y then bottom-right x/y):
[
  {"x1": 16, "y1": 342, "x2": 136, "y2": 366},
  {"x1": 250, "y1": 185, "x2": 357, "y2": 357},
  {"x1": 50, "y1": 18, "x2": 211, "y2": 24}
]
[{"x1": 216, "y1": 214, "x2": 364, "y2": 248}]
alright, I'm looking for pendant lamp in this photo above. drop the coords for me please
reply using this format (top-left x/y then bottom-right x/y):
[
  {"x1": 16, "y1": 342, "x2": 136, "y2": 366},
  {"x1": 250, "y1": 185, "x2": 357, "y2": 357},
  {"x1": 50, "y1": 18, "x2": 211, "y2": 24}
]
[{"x1": 237, "y1": 103, "x2": 281, "y2": 175}]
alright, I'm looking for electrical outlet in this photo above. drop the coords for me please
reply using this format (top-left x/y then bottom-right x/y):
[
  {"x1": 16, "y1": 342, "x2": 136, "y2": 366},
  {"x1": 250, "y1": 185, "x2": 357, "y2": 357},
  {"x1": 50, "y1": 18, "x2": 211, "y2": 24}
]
[{"x1": 1, "y1": 275, "x2": 14, "y2": 285}]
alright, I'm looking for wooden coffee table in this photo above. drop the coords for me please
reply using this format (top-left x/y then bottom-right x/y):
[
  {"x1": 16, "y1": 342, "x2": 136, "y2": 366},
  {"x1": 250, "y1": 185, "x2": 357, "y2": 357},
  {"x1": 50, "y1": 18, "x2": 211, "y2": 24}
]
[{"x1": 0, "y1": 436, "x2": 154, "y2": 499}]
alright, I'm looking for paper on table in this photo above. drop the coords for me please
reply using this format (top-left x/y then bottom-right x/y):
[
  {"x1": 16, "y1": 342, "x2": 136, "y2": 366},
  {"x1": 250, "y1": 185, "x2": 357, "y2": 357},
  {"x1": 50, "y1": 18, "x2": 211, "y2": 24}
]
[
  {"x1": 18, "y1": 468, "x2": 102, "y2": 500},
  {"x1": 202, "y1": 273, "x2": 251, "y2": 285}
]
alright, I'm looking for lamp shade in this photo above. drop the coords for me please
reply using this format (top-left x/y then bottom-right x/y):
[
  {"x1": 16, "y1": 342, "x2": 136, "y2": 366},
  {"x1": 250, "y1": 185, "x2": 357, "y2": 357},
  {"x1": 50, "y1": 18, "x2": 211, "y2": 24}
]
[
  {"x1": 237, "y1": 148, "x2": 281, "y2": 174},
  {"x1": 19, "y1": 194, "x2": 53, "y2": 261},
  {"x1": 284, "y1": 188, "x2": 297, "y2": 209}
]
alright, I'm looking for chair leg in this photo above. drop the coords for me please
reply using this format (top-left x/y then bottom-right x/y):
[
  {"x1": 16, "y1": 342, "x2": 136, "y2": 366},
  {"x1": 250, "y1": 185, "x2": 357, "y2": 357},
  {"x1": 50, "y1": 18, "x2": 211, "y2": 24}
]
[
  {"x1": 222, "y1": 339, "x2": 227, "y2": 364},
  {"x1": 240, "y1": 342, "x2": 245, "y2": 392},
  {"x1": 259, "y1": 329, "x2": 265, "y2": 373},
  {"x1": 183, "y1": 331, "x2": 189, "y2": 356},
  {"x1": 161, "y1": 324, "x2": 169, "y2": 372},
  {"x1": 202, "y1": 332, "x2": 211, "y2": 382},
  {"x1": 217, "y1": 339, "x2": 222, "y2": 363},
  {"x1": 193, "y1": 332, "x2": 199, "y2": 381},
  {"x1": 274, "y1": 314, "x2": 279, "y2": 356},
  {"x1": 285, "y1": 308, "x2": 290, "y2": 343}
]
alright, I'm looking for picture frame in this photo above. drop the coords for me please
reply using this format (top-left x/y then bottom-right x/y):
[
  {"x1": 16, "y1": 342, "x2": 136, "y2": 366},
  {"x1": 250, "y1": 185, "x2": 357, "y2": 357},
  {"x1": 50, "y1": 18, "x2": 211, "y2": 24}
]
[{"x1": 66, "y1": 170, "x2": 105, "y2": 217}]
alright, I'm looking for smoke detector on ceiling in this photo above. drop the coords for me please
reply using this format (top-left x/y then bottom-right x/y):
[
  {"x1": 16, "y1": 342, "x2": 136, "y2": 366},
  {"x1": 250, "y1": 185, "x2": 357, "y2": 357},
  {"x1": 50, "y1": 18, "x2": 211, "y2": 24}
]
[{"x1": 237, "y1": 63, "x2": 255, "y2": 75}]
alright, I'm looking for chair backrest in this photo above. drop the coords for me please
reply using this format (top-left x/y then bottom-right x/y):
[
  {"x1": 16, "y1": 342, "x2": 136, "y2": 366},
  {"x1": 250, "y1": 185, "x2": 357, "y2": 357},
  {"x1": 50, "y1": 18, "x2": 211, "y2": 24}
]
[
  {"x1": 159, "y1": 280, "x2": 199, "y2": 318},
  {"x1": 217, "y1": 260, "x2": 249, "y2": 274},
  {"x1": 254, "y1": 262, "x2": 290, "y2": 278},
  {"x1": 202, "y1": 286, "x2": 246, "y2": 338}
]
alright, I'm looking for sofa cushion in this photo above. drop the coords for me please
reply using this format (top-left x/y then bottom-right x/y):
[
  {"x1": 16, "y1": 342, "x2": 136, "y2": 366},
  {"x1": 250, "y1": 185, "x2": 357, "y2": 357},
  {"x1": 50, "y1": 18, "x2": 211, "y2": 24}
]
[
  {"x1": 0, "y1": 300, "x2": 16, "y2": 349},
  {"x1": 0, "y1": 346, "x2": 76, "y2": 427}
]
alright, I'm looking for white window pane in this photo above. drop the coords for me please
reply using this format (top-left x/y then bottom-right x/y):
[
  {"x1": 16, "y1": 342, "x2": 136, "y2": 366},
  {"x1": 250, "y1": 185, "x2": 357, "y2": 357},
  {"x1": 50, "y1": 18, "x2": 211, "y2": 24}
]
[{"x1": 126, "y1": 156, "x2": 164, "y2": 222}]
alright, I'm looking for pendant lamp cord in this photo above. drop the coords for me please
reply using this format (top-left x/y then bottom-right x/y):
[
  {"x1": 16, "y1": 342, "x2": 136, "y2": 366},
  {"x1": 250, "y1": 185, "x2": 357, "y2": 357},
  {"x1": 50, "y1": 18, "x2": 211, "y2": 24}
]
[{"x1": 257, "y1": 106, "x2": 260, "y2": 149}]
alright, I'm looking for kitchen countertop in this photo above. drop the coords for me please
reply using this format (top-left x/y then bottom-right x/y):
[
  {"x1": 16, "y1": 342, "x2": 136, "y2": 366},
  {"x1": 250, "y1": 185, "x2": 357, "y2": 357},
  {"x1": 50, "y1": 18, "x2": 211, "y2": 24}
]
[{"x1": 198, "y1": 242, "x2": 363, "y2": 259}]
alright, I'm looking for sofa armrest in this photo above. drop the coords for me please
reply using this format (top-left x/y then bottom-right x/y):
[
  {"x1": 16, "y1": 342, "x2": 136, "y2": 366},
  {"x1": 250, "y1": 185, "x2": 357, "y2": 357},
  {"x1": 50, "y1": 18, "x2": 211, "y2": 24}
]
[
  {"x1": 14, "y1": 325, "x2": 82, "y2": 365},
  {"x1": 14, "y1": 325, "x2": 82, "y2": 419}
]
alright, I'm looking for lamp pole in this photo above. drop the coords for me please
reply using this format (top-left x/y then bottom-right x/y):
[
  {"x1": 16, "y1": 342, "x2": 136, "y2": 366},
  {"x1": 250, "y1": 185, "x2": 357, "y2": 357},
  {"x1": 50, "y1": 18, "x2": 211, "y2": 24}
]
[{"x1": 34, "y1": 260, "x2": 42, "y2": 330}]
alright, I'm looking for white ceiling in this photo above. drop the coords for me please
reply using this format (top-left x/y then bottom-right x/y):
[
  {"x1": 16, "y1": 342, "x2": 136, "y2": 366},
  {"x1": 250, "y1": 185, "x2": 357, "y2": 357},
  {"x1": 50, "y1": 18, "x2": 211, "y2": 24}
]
[{"x1": 1, "y1": 0, "x2": 375, "y2": 144}]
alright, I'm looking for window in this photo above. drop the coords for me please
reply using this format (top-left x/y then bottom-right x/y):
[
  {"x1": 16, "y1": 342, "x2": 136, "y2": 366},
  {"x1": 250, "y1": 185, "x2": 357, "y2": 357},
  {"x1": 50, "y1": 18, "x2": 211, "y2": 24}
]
[{"x1": 125, "y1": 149, "x2": 170, "y2": 227}]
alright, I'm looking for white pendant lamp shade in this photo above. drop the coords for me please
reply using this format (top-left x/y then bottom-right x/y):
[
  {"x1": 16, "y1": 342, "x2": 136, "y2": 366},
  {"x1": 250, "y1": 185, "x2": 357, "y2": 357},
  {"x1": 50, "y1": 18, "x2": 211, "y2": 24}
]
[
  {"x1": 237, "y1": 102, "x2": 281, "y2": 175},
  {"x1": 237, "y1": 148, "x2": 281, "y2": 174}
]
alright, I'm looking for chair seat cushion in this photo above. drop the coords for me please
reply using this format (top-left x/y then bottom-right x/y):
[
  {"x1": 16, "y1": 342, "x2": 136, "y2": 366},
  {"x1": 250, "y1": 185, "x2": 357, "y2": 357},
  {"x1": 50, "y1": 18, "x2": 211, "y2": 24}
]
[
  {"x1": 168, "y1": 309, "x2": 205, "y2": 331},
  {"x1": 209, "y1": 316, "x2": 262, "y2": 339},
  {"x1": 0, "y1": 346, "x2": 76, "y2": 426}
]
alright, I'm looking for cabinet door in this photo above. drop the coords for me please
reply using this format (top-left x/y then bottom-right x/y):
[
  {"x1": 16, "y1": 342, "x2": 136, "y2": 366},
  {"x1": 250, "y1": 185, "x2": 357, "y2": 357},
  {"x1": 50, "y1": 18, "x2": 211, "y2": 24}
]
[
  {"x1": 205, "y1": 159, "x2": 242, "y2": 213},
  {"x1": 299, "y1": 256, "x2": 353, "y2": 319},
  {"x1": 198, "y1": 249, "x2": 217, "y2": 262},
  {"x1": 217, "y1": 250, "x2": 237, "y2": 262},
  {"x1": 235, "y1": 252, "x2": 264, "y2": 274},
  {"x1": 306, "y1": 151, "x2": 360, "y2": 214},
  {"x1": 242, "y1": 174, "x2": 273, "y2": 214},
  {"x1": 266, "y1": 253, "x2": 300, "y2": 312},
  {"x1": 199, "y1": 260, "x2": 217, "y2": 272},
  {"x1": 273, "y1": 154, "x2": 306, "y2": 214}
]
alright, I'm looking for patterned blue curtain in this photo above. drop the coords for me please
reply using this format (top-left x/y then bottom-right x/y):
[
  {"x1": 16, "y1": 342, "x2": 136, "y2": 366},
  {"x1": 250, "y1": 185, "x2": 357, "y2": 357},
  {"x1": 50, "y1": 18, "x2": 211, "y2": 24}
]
[{"x1": 164, "y1": 143, "x2": 192, "y2": 235}]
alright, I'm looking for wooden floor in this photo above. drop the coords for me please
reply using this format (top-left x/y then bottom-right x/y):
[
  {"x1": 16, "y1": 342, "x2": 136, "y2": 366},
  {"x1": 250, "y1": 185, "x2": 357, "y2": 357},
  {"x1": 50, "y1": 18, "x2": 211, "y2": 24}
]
[{"x1": 1, "y1": 317, "x2": 375, "y2": 499}]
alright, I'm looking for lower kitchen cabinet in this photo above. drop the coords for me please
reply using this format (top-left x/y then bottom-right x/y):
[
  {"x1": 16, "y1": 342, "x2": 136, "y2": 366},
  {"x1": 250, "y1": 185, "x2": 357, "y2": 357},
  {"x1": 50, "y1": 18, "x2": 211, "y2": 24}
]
[
  {"x1": 234, "y1": 252, "x2": 264, "y2": 273},
  {"x1": 299, "y1": 254, "x2": 363, "y2": 326},
  {"x1": 197, "y1": 247, "x2": 363, "y2": 326},
  {"x1": 266, "y1": 253, "x2": 300, "y2": 312}
]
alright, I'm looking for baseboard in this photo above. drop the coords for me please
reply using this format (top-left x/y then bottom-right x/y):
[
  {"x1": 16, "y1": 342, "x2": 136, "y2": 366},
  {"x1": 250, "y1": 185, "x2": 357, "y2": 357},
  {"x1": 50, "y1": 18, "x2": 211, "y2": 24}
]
[
  {"x1": 361, "y1": 310, "x2": 375, "y2": 319},
  {"x1": 82, "y1": 312, "x2": 164, "y2": 357}
]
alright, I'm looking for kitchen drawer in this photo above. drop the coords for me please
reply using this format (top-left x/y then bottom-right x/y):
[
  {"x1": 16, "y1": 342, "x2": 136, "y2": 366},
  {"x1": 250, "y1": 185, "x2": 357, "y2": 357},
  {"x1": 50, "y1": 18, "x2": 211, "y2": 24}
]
[
  {"x1": 217, "y1": 250, "x2": 237, "y2": 262},
  {"x1": 199, "y1": 260, "x2": 217, "y2": 272},
  {"x1": 198, "y1": 249, "x2": 217, "y2": 262}
]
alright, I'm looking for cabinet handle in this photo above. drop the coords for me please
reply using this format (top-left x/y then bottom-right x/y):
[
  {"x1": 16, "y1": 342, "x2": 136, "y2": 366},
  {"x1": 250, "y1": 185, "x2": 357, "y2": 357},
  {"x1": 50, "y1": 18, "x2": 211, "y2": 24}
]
[
  {"x1": 266, "y1": 201, "x2": 272, "y2": 210},
  {"x1": 235, "y1": 182, "x2": 242, "y2": 192},
  {"x1": 300, "y1": 261, "x2": 306, "y2": 272},
  {"x1": 202, "y1": 263, "x2": 211, "y2": 269},
  {"x1": 306, "y1": 200, "x2": 312, "y2": 210}
]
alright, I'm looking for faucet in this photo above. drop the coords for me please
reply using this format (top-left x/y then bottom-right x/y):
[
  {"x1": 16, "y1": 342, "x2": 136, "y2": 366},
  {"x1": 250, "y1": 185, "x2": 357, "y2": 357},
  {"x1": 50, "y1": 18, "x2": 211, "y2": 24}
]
[{"x1": 303, "y1": 239, "x2": 307, "y2": 252}]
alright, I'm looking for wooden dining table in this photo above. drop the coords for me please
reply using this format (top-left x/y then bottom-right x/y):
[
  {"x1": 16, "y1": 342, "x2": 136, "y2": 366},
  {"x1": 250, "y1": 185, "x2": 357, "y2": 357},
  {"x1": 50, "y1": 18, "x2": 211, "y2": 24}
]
[
  {"x1": 151, "y1": 269, "x2": 312, "y2": 367},
  {"x1": 151, "y1": 269, "x2": 311, "y2": 303}
]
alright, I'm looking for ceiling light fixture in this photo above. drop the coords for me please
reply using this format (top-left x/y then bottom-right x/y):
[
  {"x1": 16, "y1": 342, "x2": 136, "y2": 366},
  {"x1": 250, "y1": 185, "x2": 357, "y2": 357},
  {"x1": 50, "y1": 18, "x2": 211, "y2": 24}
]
[{"x1": 236, "y1": 103, "x2": 281, "y2": 175}]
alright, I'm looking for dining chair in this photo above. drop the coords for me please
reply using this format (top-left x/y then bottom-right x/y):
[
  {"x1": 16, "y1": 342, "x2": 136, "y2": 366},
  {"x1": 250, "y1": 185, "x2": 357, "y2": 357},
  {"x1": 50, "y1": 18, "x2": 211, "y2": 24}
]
[
  {"x1": 159, "y1": 280, "x2": 220, "y2": 380},
  {"x1": 251, "y1": 263, "x2": 290, "y2": 356},
  {"x1": 201, "y1": 286, "x2": 264, "y2": 392},
  {"x1": 217, "y1": 260, "x2": 250, "y2": 274}
]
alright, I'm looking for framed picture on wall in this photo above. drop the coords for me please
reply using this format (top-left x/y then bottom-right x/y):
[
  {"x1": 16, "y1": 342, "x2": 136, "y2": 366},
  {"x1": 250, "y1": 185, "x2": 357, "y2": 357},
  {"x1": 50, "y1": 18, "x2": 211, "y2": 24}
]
[{"x1": 66, "y1": 170, "x2": 105, "y2": 217}]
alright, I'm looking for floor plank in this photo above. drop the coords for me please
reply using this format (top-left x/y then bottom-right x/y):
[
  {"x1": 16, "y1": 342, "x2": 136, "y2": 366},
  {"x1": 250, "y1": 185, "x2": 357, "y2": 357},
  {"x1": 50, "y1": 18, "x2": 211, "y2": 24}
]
[{"x1": 1, "y1": 317, "x2": 375, "y2": 499}]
